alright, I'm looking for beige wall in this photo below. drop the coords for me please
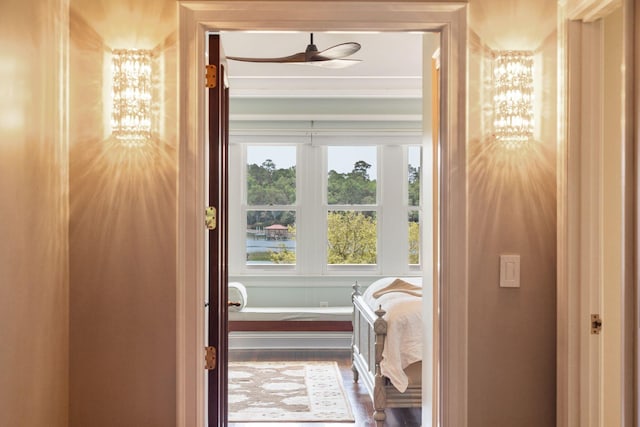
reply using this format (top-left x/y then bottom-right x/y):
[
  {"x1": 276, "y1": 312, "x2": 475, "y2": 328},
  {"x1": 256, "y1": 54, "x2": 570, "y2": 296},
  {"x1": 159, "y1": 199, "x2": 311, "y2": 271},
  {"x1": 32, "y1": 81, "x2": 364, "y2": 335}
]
[
  {"x1": 0, "y1": 1, "x2": 69, "y2": 426},
  {"x1": 68, "y1": 1, "x2": 177, "y2": 426},
  {"x1": 467, "y1": 1, "x2": 557, "y2": 426}
]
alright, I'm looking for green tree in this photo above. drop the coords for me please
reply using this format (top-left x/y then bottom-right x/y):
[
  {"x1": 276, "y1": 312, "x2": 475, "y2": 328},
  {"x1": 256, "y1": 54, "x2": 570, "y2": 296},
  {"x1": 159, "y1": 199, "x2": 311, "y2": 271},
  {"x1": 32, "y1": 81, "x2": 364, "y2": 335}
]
[
  {"x1": 269, "y1": 243, "x2": 296, "y2": 264},
  {"x1": 352, "y1": 160, "x2": 371, "y2": 178},
  {"x1": 328, "y1": 161, "x2": 376, "y2": 205},
  {"x1": 327, "y1": 211, "x2": 377, "y2": 264},
  {"x1": 408, "y1": 164, "x2": 421, "y2": 223},
  {"x1": 408, "y1": 164, "x2": 420, "y2": 206},
  {"x1": 409, "y1": 220, "x2": 420, "y2": 264},
  {"x1": 269, "y1": 224, "x2": 296, "y2": 264},
  {"x1": 247, "y1": 159, "x2": 296, "y2": 205},
  {"x1": 246, "y1": 157, "x2": 296, "y2": 230}
]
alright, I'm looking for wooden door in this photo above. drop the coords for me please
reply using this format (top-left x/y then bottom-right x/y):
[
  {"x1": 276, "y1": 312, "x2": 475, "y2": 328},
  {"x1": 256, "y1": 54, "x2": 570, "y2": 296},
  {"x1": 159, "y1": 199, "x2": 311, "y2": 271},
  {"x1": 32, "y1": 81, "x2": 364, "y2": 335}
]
[{"x1": 206, "y1": 33, "x2": 230, "y2": 427}]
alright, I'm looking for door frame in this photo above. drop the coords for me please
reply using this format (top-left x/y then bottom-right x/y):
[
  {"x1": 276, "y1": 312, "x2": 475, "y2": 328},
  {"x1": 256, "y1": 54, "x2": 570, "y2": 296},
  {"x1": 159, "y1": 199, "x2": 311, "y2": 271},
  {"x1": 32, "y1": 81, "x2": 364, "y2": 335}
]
[
  {"x1": 557, "y1": 1, "x2": 636, "y2": 426},
  {"x1": 177, "y1": 2, "x2": 468, "y2": 426}
]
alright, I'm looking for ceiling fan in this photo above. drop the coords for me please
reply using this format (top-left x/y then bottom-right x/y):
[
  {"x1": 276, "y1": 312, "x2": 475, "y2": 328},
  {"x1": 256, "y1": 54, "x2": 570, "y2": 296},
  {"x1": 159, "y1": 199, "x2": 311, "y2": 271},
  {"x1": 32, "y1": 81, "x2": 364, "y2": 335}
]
[{"x1": 226, "y1": 33, "x2": 362, "y2": 69}]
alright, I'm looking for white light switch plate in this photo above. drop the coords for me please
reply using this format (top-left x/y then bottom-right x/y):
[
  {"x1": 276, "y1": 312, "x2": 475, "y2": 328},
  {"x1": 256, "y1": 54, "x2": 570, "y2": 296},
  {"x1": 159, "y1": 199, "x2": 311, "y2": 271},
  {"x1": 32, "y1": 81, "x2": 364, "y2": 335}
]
[{"x1": 500, "y1": 255, "x2": 520, "y2": 288}]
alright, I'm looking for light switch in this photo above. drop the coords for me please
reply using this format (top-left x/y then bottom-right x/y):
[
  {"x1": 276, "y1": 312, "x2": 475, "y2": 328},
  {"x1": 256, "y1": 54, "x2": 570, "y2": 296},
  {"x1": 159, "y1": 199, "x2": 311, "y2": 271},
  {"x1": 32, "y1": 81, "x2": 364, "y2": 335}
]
[{"x1": 500, "y1": 255, "x2": 520, "y2": 288}]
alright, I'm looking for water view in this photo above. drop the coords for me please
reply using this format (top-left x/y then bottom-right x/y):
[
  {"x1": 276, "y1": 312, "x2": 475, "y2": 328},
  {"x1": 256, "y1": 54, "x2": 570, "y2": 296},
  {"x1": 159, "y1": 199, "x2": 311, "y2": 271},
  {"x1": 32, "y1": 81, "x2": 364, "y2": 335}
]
[
  {"x1": 246, "y1": 232, "x2": 296, "y2": 265},
  {"x1": 246, "y1": 235, "x2": 296, "y2": 253}
]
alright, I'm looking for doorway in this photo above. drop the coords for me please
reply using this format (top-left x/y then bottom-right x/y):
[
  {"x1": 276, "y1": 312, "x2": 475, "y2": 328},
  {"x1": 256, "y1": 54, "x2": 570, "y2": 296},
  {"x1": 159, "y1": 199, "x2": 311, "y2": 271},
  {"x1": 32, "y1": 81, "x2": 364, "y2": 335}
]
[
  {"x1": 222, "y1": 30, "x2": 437, "y2": 426},
  {"x1": 177, "y1": 2, "x2": 468, "y2": 426}
]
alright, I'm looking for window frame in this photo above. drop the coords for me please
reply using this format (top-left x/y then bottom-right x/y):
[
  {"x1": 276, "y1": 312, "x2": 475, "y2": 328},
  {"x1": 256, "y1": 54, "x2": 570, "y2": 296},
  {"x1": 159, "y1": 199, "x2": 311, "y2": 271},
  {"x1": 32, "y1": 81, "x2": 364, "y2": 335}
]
[
  {"x1": 240, "y1": 143, "x2": 300, "y2": 274},
  {"x1": 407, "y1": 145, "x2": 423, "y2": 270},
  {"x1": 324, "y1": 144, "x2": 381, "y2": 273},
  {"x1": 232, "y1": 140, "x2": 422, "y2": 276}
]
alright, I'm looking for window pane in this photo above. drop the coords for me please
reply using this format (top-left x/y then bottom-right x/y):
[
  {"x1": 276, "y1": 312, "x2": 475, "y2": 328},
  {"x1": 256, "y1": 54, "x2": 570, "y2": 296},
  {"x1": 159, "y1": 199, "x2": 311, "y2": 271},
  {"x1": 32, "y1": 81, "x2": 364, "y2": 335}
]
[
  {"x1": 327, "y1": 146, "x2": 377, "y2": 205},
  {"x1": 409, "y1": 211, "x2": 420, "y2": 265},
  {"x1": 327, "y1": 210, "x2": 377, "y2": 264},
  {"x1": 408, "y1": 146, "x2": 421, "y2": 206},
  {"x1": 246, "y1": 210, "x2": 296, "y2": 265},
  {"x1": 247, "y1": 146, "x2": 296, "y2": 205}
]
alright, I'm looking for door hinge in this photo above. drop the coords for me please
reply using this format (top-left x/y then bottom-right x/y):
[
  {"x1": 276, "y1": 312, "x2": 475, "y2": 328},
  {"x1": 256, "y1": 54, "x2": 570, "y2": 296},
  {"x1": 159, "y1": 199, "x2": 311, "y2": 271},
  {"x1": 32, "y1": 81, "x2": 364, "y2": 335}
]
[
  {"x1": 205, "y1": 206, "x2": 216, "y2": 230},
  {"x1": 206, "y1": 64, "x2": 217, "y2": 88},
  {"x1": 591, "y1": 314, "x2": 602, "y2": 335},
  {"x1": 205, "y1": 346, "x2": 217, "y2": 370}
]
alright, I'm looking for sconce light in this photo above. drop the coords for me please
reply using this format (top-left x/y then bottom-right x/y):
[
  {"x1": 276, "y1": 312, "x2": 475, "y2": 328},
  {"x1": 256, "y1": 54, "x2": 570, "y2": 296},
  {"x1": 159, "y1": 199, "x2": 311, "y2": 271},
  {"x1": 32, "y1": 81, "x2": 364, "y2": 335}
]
[
  {"x1": 111, "y1": 49, "x2": 152, "y2": 147},
  {"x1": 493, "y1": 51, "x2": 534, "y2": 149}
]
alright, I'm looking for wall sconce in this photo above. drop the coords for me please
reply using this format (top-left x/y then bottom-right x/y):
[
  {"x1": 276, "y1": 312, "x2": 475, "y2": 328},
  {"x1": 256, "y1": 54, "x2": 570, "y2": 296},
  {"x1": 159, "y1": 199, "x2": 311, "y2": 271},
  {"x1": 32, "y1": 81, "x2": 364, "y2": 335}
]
[
  {"x1": 111, "y1": 49, "x2": 152, "y2": 147},
  {"x1": 493, "y1": 51, "x2": 534, "y2": 149}
]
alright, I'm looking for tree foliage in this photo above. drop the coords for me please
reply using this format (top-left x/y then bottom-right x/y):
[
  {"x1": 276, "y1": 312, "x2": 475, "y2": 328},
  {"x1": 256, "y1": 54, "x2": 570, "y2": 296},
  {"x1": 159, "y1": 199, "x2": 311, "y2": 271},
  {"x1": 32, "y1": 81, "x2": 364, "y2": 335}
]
[
  {"x1": 327, "y1": 211, "x2": 377, "y2": 264},
  {"x1": 269, "y1": 225, "x2": 297, "y2": 264},
  {"x1": 269, "y1": 243, "x2": 296, "y2": 264},
  {"x1": 327, "y1": 161, "x2": 376, "y2": 205},
  {"x1": 408, "y1": 164, "x2": 420, "y2": 205},
  {"x1": 409, "y1": 220, "x2": 420, "y2": 264},
  {"x1": 247, "y1": 160, "x2": 296, "y2": 205}
]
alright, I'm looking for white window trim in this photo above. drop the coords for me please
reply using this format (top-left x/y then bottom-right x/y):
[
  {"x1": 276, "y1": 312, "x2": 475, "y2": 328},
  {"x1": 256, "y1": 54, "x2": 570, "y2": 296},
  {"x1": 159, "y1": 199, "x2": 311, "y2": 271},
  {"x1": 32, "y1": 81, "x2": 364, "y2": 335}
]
[
  {"x1": 231, "y1": 139, "x2": 421, "y2": 277},
  {"x1": 407, "y1": 145, "x2": 423, "y2": 272},
  {"x1": 240, "y1": 144, "x2": 299, "y2": 274}
]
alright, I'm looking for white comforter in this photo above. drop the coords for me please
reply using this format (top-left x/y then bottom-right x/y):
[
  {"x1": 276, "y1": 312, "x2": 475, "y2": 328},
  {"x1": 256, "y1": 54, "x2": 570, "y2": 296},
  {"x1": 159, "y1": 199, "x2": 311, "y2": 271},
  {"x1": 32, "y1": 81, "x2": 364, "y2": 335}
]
[{"x1": 362, "y1": 277, "x2": 423, "y2": 393}]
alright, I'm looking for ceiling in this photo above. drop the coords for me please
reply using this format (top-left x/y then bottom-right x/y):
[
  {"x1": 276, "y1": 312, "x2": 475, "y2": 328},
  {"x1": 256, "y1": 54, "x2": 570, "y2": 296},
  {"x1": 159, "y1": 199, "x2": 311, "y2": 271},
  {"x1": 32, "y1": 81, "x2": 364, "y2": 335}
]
[{"x1": 220, "y1": 32, "x2": 435, "y2": 98}]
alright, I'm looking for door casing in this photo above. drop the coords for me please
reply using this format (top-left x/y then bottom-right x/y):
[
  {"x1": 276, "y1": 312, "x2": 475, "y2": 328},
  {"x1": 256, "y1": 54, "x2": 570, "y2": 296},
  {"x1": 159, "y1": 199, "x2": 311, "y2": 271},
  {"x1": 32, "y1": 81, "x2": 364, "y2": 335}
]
[
  {"x1": 177, "y1": 2, "x2": 468, "y2": 426},
  {"x1": 557, "y1": 1, "x2": 637, "y2": 426}
]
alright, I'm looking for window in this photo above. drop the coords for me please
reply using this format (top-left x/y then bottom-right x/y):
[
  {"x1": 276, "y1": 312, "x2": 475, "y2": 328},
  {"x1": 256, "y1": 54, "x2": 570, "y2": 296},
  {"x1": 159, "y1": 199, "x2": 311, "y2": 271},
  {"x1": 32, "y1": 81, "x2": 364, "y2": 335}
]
[
  {"x1": 232, "y1": 142, "x2": 422, "y2": 275},
  {"x1": 408, "y1": 146, "x2": 421, "y2": 265},
  {"x1": 327, "y1": 146, "x2": 378, "y2": 266},
  {"x1": 327, "y1": 210, "x2": 377, "y2": 264},
  {"x1": 244, "y1": 146, "x2": 296, "y2": 266}
]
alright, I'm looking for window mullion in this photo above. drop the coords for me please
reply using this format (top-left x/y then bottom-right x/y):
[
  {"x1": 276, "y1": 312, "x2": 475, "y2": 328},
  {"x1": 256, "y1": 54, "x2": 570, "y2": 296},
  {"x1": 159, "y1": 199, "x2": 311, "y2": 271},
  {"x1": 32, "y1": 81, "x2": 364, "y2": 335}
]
[
  {"x1": 229, "y1": 144, "x2": 244, "y2": 274},
  {"x1": 380, "y1": 145, "x2": 409, "y2": 275},
  {"x1": 298, "y1": 144, "x2": 324, "y2": 275}
]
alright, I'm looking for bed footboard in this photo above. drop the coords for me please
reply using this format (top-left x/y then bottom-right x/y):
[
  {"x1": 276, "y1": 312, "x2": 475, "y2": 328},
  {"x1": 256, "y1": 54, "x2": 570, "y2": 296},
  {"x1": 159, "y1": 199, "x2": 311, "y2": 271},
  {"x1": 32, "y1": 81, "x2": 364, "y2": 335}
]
[
  {"x1": 352, "y1": 281, "x2": 423, "y2": 425},
  {"x1": 351, "y1": 282, "x2": 388, "y2": 427}
]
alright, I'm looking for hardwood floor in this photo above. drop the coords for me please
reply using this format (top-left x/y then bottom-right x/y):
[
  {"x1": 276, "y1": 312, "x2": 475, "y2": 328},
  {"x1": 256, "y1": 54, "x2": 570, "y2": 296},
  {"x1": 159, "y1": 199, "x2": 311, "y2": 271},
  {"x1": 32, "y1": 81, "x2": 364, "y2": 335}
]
[{"x1": 228, "y1": 349, "x2": 421, "y2": 427}]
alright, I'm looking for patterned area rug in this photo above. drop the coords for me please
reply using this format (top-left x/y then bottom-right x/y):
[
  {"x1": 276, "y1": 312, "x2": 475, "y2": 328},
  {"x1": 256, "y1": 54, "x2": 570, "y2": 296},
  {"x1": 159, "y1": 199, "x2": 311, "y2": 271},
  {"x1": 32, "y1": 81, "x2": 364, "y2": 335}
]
[{"x1": 228, "y1": 361, "x2": 355, "y2": 422}]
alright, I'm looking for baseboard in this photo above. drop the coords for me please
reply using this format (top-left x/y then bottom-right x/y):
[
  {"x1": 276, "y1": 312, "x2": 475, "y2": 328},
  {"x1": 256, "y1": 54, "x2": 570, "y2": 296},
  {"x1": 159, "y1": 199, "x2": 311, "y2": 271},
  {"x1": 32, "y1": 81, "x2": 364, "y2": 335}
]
[{"x1": 229, "y1": 331, "x2": 352, "y2": 350}]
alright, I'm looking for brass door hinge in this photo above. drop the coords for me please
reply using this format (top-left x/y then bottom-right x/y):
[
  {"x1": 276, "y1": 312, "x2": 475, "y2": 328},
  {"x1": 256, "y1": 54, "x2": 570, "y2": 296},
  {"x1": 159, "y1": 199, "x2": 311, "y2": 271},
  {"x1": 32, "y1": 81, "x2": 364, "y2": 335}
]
[
  {"x1": 206, "y1": 64, "x2": 217, "y2": 88},
  {"x1": 205, "y1": 346, "x2": 217, "y2": 370},
  {"x1": 205, "y1": 206, "x2": 216, "y2": 230},
  {"x1": 591, "y1": 314, "x2": 602, "y2": 335}
]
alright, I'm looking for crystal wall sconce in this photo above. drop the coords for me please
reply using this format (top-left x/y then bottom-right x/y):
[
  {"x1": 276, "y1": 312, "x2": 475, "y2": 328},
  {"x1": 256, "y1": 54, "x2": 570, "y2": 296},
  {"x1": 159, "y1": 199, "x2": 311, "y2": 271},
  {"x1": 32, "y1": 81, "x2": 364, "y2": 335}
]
[
  {"x1": 493, "y1": 51, "x2": 534, "y2": 149},
  {"x1": 111, "y1": 49, "x2": 152, "y2": 147}
]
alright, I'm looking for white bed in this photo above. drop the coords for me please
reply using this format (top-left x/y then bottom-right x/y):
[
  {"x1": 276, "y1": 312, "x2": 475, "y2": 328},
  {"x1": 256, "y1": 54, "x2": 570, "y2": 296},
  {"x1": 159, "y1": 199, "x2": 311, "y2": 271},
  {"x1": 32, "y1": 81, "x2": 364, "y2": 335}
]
[{"x1": 351, "y1": 277, "x2": 423, "y2": 426}]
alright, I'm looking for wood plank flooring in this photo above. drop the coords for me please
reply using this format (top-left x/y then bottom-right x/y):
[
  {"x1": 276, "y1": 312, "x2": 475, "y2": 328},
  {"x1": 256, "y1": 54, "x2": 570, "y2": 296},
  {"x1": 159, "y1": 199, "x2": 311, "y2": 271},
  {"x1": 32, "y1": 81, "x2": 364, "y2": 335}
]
[{"x1": 228, "y1": 349, "x2": 421, "y2": 427}]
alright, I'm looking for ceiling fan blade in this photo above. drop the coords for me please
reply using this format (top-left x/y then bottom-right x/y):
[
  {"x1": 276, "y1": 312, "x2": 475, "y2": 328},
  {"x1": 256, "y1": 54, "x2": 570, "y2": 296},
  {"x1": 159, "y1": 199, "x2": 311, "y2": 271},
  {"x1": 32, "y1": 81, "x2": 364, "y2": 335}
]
[
  {"x1": 306, "y1": 58, "x2": 362, "y2": 69},
  {"x1": 310, "y1": 42, "x2": 361, "y2": 61},
  {"x1": 227, "y1": 51, "x2": 307, "y2": 63}
]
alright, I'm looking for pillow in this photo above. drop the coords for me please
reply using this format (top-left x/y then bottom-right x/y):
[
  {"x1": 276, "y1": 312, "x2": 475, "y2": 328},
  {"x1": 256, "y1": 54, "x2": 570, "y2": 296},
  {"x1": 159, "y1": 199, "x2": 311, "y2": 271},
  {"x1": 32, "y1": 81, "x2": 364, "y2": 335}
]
[{"x1": 228, "y1": 282, "x2": 247, "y2": 311}]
